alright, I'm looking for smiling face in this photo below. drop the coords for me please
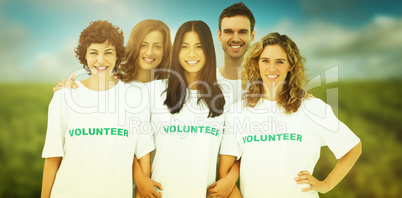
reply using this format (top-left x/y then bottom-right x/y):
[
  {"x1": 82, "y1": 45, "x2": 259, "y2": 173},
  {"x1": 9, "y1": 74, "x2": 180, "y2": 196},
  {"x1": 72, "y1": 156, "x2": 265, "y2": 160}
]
[
  {"x1": 138, "y1": 30, "x2": 164, "y2": 70},
  {"x1": 85, "y1": 41, "x2": 117, "y2": 76},
  {"x1": 218, "y1": 15, "x2": 255, "y2": 60},
  {"x1": 259, "y1": 44, "x2": 291, "y2": 90},
  {"x1": 179, "y1": 31, "x2": 206, "y2": 76}
]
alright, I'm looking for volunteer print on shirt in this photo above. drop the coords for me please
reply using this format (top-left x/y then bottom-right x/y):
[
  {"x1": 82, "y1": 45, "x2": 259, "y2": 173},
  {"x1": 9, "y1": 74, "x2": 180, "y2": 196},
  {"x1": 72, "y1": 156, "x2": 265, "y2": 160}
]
[
  {"x1": 42, "y1": 81, "x2": 154, "y2": 198},
  {"x1": 220, "y1": 98, "x2": 360, "y2": 198}
]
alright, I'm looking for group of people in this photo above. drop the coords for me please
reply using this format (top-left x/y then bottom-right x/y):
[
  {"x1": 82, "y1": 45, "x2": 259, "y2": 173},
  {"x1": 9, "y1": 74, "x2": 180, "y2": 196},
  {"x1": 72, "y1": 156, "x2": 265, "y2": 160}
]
[{"x1": 41, "y1": 2, "x2": 362, "y2": 198}]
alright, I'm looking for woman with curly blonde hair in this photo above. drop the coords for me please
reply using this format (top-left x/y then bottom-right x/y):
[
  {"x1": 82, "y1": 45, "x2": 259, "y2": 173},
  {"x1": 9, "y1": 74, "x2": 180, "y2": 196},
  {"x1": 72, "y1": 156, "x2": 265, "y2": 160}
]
[
  {"x1": 241, "y1": 32, "x2": 306, "y2": 113},
  {"x1": 219, "y1": 32, "x2": 362, "y2": 197}
]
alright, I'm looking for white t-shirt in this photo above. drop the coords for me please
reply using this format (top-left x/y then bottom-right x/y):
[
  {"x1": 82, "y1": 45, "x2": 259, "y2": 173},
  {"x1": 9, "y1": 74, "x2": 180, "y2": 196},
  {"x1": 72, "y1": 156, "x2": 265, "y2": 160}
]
[
  {"x1": 42, "y1": 80, "x2": 154, "y2": 198},
  {"x1": 220, "y1": 98, "x2": 360, "y2": 198},
  {"x1": 148, "y1": 80, "x2": 226, "y2": 198},
  {"x1": 216, "y1": 67, "x2": 242, "y2": 106}
]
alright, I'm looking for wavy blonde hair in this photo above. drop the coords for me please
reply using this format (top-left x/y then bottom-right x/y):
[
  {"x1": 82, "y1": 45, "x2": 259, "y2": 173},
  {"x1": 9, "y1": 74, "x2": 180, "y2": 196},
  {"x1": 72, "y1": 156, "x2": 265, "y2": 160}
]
[{"x1": 241, "y1": 32, "x2": 307, "y2": 113}]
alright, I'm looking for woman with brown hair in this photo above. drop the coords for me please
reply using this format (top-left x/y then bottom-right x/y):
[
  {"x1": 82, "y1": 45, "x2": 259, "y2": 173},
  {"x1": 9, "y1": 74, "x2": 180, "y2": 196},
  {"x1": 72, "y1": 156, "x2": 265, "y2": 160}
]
[
  {"x1": 51, "y1": 19, "x2": 172, "y2": 198},
  {"x1": 219, "y1": 32, "x2": 362, "y2": 197},
  {"x1": 118, "y1": 19, "x2": 171, "y2": 83},
  {"x1": 41, "y1": 20, "x2": 153, "y2": 198},
  {"x1": 53, "y1": 19, "x2": 171, "y2": 89}
]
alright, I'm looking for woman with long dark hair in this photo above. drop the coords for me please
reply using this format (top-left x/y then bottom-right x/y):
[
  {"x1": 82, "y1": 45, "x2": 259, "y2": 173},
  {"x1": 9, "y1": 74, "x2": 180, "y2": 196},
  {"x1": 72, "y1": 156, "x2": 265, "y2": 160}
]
[{"x1": 148, "y1": 20, "x2": 227, "y2": 197}]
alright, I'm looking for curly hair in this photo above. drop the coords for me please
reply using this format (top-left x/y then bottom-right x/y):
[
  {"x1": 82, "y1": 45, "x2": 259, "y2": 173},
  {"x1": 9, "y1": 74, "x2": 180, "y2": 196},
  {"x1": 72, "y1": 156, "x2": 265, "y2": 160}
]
[
  {"x1": 75, "y1": 20, "x2": 125, "y2": 74},
  {"x1": 117, "y1": 19, "x2": 172, "y2": 82},
  {"x1": 241, "y1": 32, "x2": 306, "y2": 114}
]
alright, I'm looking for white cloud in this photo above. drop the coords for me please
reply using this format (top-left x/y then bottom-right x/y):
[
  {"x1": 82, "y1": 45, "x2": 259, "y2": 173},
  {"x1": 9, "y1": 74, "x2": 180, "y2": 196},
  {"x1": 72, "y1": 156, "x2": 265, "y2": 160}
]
[
  {"x1": 258, "y1": 15, "x2": 402, "y2": 80},
  {"x1": 2, "y1": 0, "x2": 401, "y2": 82},
  {"x1": 29, "y1": 39, "x2": 83, "y2": 82},
  {"x1": 0, "y1": 0, "x2": 134, "y2": 82},
  {"x1": 113, "y1": 1, "x2": 130, "y2": 17},
  {"x1": 0, "y1": 15, "x2": 31, "y2": 82},
  {"x1": 0, "y1": 24, "x2": 82, "y2": 83},
  {"x1": 91, "y1": 0, "x2": 112, "y2": 3},
  {"x1": 88, "y1": 0, "x2": 131, "y2": 17}
]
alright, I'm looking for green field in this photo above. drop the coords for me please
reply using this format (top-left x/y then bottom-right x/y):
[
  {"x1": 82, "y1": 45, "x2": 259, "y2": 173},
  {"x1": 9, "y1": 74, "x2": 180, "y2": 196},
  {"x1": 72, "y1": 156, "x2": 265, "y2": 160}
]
[{"x1": 1, "y1": 80, "x2": 402, "y2": 198}]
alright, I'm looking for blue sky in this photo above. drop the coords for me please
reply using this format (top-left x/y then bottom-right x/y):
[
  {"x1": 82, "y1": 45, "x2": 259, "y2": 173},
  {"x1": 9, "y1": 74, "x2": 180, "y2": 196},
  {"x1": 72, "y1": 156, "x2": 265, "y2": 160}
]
[{"x1": 1, "y1": 0, "x2": 401, "y2": 82}]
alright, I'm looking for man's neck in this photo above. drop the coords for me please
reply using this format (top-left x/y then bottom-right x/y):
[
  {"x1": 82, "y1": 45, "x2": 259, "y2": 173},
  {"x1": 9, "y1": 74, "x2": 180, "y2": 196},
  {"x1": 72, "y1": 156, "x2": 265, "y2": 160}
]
[{"x1": 219, "y1": 54, "x2": 243, "y2": 80}]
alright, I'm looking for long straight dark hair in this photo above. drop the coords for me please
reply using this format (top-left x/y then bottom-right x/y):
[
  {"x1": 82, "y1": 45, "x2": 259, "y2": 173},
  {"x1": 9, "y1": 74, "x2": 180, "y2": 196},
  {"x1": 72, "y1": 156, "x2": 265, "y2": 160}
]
[{"x1": 163, "y1": 20, "x2": 225, "y2": 118}]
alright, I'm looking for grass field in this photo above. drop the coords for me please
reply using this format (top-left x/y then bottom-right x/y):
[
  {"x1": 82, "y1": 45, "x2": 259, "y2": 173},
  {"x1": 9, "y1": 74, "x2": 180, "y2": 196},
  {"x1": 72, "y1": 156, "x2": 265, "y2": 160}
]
[
  {"x1": 0, "y1": 80, "x2": 401, "y2": 197},
  {"x1": 311, "y1": 80, "x2": 402, "y2": 198}
]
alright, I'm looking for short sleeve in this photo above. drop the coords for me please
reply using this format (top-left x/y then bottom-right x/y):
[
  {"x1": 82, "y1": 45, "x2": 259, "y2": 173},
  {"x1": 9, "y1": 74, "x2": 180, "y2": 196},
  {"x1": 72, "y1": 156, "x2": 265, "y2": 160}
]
[
  {"x1": 220, "y1": 108, "x2": 242, "y2": 159},
  {"x1": 42, "y1": 90, "x2": 67, "y2": 158},
  {"x1": 128, "y1": 83, "x2": 155, "y2": 159},
  {"x1": 318, "y1": 104, "x2": 361, "y2": 159},
  {"x1": 135, "y1": 133, "x2": 155, "y2": 159}
]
